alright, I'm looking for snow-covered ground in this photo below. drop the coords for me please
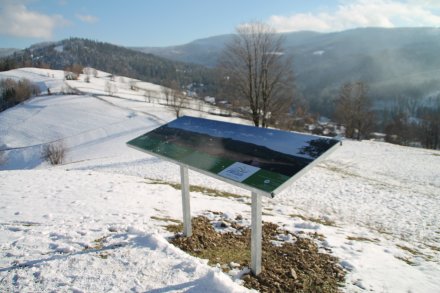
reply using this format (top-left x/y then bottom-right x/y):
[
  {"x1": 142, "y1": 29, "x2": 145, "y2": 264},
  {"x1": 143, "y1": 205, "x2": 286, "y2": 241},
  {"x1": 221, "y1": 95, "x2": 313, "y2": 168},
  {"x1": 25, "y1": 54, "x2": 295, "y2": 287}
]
[{"x1": 1, "y1": 68, "x2": 439, "y2": 292}]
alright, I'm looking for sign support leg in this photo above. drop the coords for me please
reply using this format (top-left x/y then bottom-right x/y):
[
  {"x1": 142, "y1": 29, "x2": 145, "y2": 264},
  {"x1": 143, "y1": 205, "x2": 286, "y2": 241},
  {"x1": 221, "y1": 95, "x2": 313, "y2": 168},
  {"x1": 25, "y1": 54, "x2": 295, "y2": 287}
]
[
  {"x1": 251, "y1": 191, "x2": 262, "y2": 275},
  {"x1": 180, "y1": 165, "x2": 192, "y2": 237}
]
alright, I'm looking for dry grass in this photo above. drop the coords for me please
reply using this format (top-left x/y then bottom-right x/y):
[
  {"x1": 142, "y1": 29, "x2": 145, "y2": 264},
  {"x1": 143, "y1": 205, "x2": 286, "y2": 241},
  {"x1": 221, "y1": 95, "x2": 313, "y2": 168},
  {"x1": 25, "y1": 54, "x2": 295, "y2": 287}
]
[
  {"x1": 290, "y1": 213, "x2": 337, "y2": 227},
  {"x1": 347, "y1": 236, "x2": 380, "y2": 243},
  {"x1": 165, "y1": 222, "x2": 184, "y2": 234},
  {"x1": 396, "y1": 244, "x2": 421, "y2": 256},
  {"x1": 395, "y1": 256, "x2": 416, "y2": 266},
  {"x1": 146, "y1": 178, "x2": 243, "y2": 199},
  {"x1": 168, "y1": 216, "x2": 346, "y2": 293},
  {"x1": 426, "y1": 244, "x2": 440, "y2": 252},
  {"x1": 198, "y1": 243, "x2": 250, "y2": 268},
  {"x1": 150, "y1": 216, "x2": 181, "y2": 224}
]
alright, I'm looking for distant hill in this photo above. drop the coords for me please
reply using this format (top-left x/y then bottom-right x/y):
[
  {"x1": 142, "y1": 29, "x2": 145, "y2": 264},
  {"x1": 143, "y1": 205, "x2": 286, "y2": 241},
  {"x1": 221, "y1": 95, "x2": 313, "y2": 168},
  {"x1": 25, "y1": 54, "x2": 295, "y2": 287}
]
[
  {"x1": 0, "y1": 48, "x2": 19, "y2": 58},
  {"x1": 132, "y1": 34, "x2": 232, "y2": 68},
  {"x1": 2, "y1": 28, "x2": 440, "y2": 116},
  {"x1": 0, "y1": 38, "x2": 218, "y2": 94},
  {"x1": 133, "y1": 27, "x2": 440, "y2": 115}
]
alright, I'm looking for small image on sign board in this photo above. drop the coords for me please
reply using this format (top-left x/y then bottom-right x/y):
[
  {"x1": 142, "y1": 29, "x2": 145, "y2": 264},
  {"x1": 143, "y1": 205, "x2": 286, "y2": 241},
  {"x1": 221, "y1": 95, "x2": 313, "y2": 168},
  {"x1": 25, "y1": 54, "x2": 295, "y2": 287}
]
[{"x1": 218, "y1": 162, "x2": 260, "y2": 182}]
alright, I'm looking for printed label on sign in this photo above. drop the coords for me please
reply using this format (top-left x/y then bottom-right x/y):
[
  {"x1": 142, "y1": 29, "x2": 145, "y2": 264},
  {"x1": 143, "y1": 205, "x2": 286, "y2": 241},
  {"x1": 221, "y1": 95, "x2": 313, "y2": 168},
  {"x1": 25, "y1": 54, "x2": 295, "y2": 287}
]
[{"x1": 218, "y1": 162, "x2": 260, "y2": 182}]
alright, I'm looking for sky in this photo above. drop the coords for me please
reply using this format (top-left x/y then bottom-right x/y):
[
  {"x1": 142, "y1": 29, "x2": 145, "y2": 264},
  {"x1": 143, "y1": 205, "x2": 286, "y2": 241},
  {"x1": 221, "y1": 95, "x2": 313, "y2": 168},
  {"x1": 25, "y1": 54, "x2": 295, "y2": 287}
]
[{"x1": 1, "y1": 0, "x2": 440, "y2": 49}]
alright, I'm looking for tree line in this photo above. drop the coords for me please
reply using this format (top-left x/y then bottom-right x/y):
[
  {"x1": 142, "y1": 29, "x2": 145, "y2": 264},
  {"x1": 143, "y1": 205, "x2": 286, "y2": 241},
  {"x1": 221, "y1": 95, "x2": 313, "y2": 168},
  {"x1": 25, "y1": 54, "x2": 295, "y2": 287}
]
[
  {"x1": 216, "y1": 22, "x2": 439, "y2": 150},
  {"x1": 0, "y1": 78, "x2": 40, "y2": 112},
  {"x1": 1, "y1": 31, "x2": 438, "y2": 150},
  {"x1": 0, "y1": 38, "x2": 219, "y2": 96}
]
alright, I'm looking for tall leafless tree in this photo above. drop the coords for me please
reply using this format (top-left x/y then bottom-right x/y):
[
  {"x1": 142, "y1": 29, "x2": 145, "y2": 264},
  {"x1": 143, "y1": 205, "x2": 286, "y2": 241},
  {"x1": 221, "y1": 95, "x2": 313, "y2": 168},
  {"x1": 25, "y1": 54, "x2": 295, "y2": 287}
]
[
  {"x1": 105, "y1": 80, "x2": 117, "y2": 96},
  {"x1": 169, "y1": 89, "x2": 188, "y2": 118},
  {"x1": 83, "y1": 67, "x2": 95, "y2": 83},
  {"x1": 162, "y1": 80, "x2": 188, "y2": 117},
  {"x1": 144, "y1": 89, "x2": 153, "y2": 103},
  {"x1": 219, "y1": 22, "x2": 295, "y2": 127},
  {"x1": 335, "y1": 81, "x2": 374, "y2": 140},
  {"x1": 162, "y1": 87, "x2": 172, "y2": 105},
  {"x1": 419, "y1": 97, "x2": 440, "y2": 149}
]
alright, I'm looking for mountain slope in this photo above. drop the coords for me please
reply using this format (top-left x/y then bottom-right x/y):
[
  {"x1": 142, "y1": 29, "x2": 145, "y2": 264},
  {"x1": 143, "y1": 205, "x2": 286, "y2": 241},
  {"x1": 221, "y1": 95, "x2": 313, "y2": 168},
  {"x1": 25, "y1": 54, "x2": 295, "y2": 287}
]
[
  {"x1": 0, "y1": 38, "x2": 218, "y2": 94},
  {"x1": 134, "y1": 27, "x2": 440, "y2": 114},
  {"x1": 4, "y1": 28, "x2": 439, "y2": 116},
  {"x1": 0, "y1": 48, "x2": 19, "y2": 58},
  {"x1": 133, "y1": 34, "x2": 232, "y2": 68},
  {"x1": 0, "y1": 67, "x2": 439, "y2": 292}
]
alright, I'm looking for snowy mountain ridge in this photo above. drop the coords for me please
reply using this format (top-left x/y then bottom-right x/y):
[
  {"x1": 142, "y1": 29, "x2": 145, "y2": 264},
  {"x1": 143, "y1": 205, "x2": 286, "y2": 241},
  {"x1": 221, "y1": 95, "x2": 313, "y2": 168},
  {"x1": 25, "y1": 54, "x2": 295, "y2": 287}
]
[{"x1": 0, "y1": 67, "x2": 439, "y2": 292}]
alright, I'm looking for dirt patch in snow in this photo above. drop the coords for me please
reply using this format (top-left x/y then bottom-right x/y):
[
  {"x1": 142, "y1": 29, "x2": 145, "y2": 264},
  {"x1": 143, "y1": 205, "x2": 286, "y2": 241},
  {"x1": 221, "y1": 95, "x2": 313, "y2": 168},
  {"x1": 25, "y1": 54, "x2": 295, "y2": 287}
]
[{"x1": 168, "y1": 215, "x2": 345, "y2": 292}]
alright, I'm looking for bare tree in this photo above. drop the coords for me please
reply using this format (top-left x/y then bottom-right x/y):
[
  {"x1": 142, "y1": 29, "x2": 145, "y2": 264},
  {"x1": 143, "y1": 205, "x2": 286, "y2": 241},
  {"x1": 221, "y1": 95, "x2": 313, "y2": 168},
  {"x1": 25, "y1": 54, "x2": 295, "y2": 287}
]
[
  {"x1": 144, "y1": 89, "x2": 153, "y2": 103},
  {"x1": 419, "y1": 97, "x2": 440, "y2": 149},
  {"x1": 163, "y1": 81, "x2": 188, "y2": 117},
  {"x1": 83, "y1": 67, "x2": 92, "y2": 83},
  {"x1": 105, "y1": 80, "x2": 117, "y2": 96},
  {"x1": 162, "y1": 85, "x2": 173, "y2": 105},
  {"x1": 334, "y1": 81, "x2": 374, "y2": 140},
  {"x1": 64, "y1": 64, "x2": 83, "y2": 77},
  {"x1": 83, "y1": 67, "x2": 97, "y2": 82},
  {"x1": 384, "y1": 111, "x2": 409, "y2": 145},
  {"x1": 219, "y1": 22, "x2": 295, "y2": 127},
  {"x1": 0, "y1": 151, "x2": 6, "y2": 166},
  {"x1": 130, "y1": 81, "x2": 138, "y2": 91},
  {"x1": 1, "y1": 78, "x2": 40, "y2": 111},
  {"x1": 170, "y1": 90, "x2": 188, "y2": 118},
  {"x1": 41, "y1": 142, "x2": 67, "y2": 165}
]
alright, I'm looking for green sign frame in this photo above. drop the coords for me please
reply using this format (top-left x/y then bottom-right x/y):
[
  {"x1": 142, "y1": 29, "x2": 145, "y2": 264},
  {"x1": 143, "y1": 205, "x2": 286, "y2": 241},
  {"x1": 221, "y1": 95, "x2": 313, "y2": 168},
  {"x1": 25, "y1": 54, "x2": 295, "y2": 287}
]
[{"x1": 127, "y1": 116, "x2": 340, "y2": 198}]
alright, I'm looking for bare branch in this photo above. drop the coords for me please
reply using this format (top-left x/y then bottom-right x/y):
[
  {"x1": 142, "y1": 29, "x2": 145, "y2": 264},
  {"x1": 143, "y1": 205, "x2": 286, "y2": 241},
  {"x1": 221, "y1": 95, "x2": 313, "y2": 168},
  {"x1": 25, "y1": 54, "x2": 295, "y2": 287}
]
[
  {"x1": 41, "y1": 142, "x2": 67, "y2": 165},
  {"x1": 219, "y1": 21, "x2": 295, "y2": 127}
]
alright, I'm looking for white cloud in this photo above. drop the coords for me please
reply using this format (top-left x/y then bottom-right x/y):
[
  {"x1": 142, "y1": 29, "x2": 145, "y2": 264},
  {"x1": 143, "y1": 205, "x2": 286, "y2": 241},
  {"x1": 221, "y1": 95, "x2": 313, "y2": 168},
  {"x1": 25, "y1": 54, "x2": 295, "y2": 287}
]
[
  {"x1": 408, "y1": 0, "x2": 440, "y2": 9},
  {"x1": 0, "y1": 0, "x2": 69, "y2": 39},
  {"x1": 269, "y1": 0, "x2": 440, "y2": 32},
  {"x1": 76, "y1": 14, "x2": 99, "y2": 24}
]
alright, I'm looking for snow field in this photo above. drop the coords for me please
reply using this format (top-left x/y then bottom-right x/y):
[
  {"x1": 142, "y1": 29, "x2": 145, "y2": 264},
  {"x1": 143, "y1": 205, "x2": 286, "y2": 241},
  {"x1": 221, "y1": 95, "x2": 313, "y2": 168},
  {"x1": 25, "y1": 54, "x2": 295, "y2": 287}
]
[
  {"x1": 0, "y1": 170, "x2": 250, "y2": 292},
  {"x1": 1, "y1": 67, "x2": 439, "y2": 292}
]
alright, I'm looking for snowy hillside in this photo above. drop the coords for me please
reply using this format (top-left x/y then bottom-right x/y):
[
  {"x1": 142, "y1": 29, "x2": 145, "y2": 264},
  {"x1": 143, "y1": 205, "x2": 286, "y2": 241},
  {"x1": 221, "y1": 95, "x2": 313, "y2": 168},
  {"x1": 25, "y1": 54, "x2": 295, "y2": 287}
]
[{"x1": 1, "y1": 68, "x2": 439, "y2": 292}]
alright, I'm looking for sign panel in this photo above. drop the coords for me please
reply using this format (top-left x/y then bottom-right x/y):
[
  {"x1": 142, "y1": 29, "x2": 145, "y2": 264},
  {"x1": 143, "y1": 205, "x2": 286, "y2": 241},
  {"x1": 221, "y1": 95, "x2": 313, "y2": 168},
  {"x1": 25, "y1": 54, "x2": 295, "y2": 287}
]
[
  {"x1": 218, "y1": 162, "x2": 260, "y2": 182},
  {"x1": 127, "y1": 116, "x2": 340, "y2": 197}
]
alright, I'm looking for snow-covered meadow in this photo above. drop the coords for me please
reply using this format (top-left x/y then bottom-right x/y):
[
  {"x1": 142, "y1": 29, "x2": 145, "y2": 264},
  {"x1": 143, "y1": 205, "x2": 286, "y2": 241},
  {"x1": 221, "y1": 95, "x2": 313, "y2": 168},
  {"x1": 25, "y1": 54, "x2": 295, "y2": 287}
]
[{"x1": 0, "y1": 68, "x2": 439, "y2": 292}]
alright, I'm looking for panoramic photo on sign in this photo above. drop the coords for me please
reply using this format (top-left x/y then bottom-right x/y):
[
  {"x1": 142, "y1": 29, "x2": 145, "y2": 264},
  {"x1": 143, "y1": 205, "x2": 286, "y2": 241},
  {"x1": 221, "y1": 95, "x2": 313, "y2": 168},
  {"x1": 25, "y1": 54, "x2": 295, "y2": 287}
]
[{"x1": 127, "y1": 116, "x2": 340, "y2": 196}]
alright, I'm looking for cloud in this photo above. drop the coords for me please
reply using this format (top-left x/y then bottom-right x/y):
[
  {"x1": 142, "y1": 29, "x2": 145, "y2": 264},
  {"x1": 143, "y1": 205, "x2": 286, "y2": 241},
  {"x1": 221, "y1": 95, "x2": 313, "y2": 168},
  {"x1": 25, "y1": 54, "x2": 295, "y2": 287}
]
[
  {"x1": 76, "y1": 14, "x2": 99, "y2": 24},
  {"x1": 408, "y1": 0, "x2": 440, "y2": 9},
  {"x1": 0, "y1": 0, "x2": 69, "y2": 39},
  {"x1": 269, "y1": 0, "x2": 440, "y2": 32}
]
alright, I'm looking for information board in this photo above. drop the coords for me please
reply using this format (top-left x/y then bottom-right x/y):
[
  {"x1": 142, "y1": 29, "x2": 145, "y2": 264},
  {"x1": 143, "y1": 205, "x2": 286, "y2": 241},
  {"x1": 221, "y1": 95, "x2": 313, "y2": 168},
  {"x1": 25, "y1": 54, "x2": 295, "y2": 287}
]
[{"x1": 127, "y1": 116, "x2": 340, "y2": 197}]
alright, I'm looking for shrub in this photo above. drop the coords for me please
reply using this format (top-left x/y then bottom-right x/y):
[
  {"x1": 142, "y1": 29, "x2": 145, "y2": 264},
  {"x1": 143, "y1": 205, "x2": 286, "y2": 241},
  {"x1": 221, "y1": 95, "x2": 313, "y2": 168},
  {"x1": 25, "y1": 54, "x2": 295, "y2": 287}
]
[
  {"x1": 0, "y1": 151, "x2": 6, "y2": 166},
  {"x1": 41, "y1": 142, "x2": 67, "y2": 165},
  {"x1": 0, "y1": 144, "x2": 7, "y2": 165},
  {"x1": 64, "y1": 71, "x2": 78, "y2": 80},
  {"x1": 0, "y1": 78, "x2": 40, "y2": 112},
  {"x1": 64, "y1": 64, "x2": 83, "y2": 76}
]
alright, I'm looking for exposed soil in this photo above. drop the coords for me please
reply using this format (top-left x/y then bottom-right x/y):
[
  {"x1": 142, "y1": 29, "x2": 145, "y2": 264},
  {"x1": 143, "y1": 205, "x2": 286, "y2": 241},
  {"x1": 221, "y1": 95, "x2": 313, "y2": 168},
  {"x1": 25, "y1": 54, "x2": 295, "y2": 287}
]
[{"x1": 168, "y1": 214, "x2": 346, "y2": 293}]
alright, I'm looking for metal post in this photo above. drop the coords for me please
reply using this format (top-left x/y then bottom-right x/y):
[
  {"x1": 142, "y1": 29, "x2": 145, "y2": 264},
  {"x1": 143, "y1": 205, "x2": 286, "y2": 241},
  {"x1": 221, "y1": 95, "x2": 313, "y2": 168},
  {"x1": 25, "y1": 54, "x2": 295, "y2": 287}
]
[
  {"x1": 251, "y1": 191, "x2": 262, "y2": 275},
  {"x1": 180, "y1": 165, "x2": 192, "y2": 237}
]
